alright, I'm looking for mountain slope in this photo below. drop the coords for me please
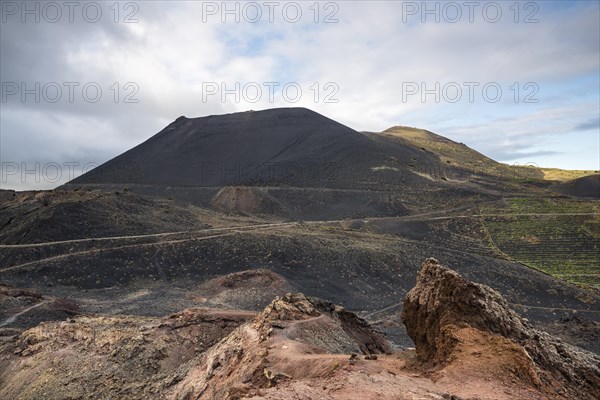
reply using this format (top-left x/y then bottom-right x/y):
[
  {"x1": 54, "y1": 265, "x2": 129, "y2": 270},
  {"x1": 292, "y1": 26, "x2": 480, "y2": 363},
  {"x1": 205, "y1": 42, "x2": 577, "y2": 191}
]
[
  {"x1": 550, "y1": 174, "x2": 600, "y2": 199},
  {"x1": 380, "y1": 125, "x2": 542, "y2": 181},
  {"x1": 71, "y1": 108, "x2": 365, "y2": 187},
  {"x1": 70, "y1": 108, "x2": 472, "y2": 190}
]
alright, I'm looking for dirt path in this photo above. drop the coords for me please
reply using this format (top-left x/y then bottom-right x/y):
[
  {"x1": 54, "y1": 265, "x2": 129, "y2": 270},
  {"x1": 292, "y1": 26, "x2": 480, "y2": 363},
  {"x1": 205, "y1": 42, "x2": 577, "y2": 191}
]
[
  {"x1": 0, "y1": 222, "x2": 298, "y2": 249},
  {"x1": 3, "y1": 194, "x2": 593, "y2": 251},
  {"x1": 0, "y1": 223, "x2": 296, "y2": 273},
  {"x1": 4, "y1": 205, "x2": 593, "y2": 275},
  {"x1": 361, "y1": 303, "x2": 403, "y2": 320},
  {"x1": 403, "y1": 212, "x2": 597, "y2": 221},
  {"x1": 279, "y1": 314, "x2": 328, "y2": 342},
  {"x1": 0, "y1": 300, "x2": 50, "y2": 327},
  {"x1": 507, "y1": 303, "x2": 600, "y2": 313},
  {"x1": 362, "y1": 300, "x2": 600, "y2": 324}
]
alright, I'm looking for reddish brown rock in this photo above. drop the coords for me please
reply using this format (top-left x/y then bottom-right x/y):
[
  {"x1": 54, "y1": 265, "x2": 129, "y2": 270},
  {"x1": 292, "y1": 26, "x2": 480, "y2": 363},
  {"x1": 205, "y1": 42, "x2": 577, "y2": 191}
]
[{"x1": 402, "y1": 258, "x2": 600, "y2": 400}]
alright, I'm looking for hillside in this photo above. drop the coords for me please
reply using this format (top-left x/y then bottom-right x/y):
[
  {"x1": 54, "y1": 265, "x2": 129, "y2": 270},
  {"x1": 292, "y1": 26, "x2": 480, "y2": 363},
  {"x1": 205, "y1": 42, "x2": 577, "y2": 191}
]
[
  {"x1": 550, "y1": 174, "x2": 600, "y2": 198},
  {"x1": 381, "y1": 126, "x2": 599, "y2": 190},
  {"x1": 381, "y1": 126, "x2": 514, "y2": 177}
]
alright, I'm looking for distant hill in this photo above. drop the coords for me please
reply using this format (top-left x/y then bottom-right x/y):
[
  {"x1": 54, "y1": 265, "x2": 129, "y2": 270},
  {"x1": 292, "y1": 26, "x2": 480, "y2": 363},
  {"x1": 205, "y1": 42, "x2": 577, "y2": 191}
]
[
  {"x1": 382, "y1": 126, "x2": 498, "y2": 168},
  {"x1": 380, "y1": 126, "x2": 543, "y2": 181}
]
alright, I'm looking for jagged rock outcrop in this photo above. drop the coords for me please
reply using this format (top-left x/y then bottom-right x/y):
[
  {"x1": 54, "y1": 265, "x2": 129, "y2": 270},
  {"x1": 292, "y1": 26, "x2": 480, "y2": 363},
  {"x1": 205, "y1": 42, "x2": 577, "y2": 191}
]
[
  {"x1": 170, "y1": 293, "x2": 392, "y2": 399},
  {"x1": 254, "y1": 293, "x2": 392, "y2": 354},
  {"x1": 402, "y1": 258, "x2": 600, "y2": 400}
]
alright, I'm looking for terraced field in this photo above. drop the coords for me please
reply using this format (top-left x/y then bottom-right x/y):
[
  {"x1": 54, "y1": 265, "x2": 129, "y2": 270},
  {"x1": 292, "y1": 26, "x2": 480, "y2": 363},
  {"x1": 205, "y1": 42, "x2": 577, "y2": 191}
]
[{"x1": 481, "y1": 198, "x2": 600, "y2": 289}]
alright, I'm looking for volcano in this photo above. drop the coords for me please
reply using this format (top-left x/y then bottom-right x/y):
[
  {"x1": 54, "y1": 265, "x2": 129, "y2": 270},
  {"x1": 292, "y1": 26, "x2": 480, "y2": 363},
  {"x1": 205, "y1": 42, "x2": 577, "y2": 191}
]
[{"x1": 70, "y1": 108, "x2": 452, "y2": 190}]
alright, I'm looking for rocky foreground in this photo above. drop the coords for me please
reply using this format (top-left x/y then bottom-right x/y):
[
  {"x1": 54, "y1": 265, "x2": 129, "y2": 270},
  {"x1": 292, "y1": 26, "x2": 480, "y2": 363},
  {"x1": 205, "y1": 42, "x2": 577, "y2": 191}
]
[{"x1": 1, "y1": 259, "x2": 599, "y2": 399}]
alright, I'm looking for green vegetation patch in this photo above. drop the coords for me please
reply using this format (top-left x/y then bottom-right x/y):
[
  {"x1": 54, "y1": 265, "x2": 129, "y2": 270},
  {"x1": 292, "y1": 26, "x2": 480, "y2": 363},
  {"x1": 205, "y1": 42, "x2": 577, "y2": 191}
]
[
  {"x1": 485, "y1": 197, "x2": 600, "y2": 215},
  {"x1": 481, "y1": 198, "x2": 600, "y2": 289}
]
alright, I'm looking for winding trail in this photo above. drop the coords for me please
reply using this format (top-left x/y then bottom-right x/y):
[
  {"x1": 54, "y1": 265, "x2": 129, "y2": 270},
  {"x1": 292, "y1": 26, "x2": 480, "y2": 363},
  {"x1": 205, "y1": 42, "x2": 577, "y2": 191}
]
[
  {"x1": 0, "y1": 223, "x2": 297, "y2": 273},
  {"x1": 1, "y1": 201, "x2": 598, "y2": 334},
  {"x1": 0, "y1": 222, "x2": 298, "y2": 249},
  {"x1": 362, "y1": 303, "x2": 404, "y2": 320},
  {"x1": 279, "y1": 314, "x2": 328, "y2": 342},
  {"x1": 1, "y1": 199, "x2": 594, "y2": 250},
  {"x1": 1, "y1": 201, "x2": 597, "y2": 282},
  {"x1": 0, "y1": 300, "x2": 50, "y2": 327}
]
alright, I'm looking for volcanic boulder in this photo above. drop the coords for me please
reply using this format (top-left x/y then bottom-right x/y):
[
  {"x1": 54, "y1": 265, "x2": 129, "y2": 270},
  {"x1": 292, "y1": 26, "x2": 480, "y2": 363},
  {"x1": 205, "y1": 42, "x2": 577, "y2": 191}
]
[{"x1": 402, "y1": 258, "x2": 600, "y2": 399}]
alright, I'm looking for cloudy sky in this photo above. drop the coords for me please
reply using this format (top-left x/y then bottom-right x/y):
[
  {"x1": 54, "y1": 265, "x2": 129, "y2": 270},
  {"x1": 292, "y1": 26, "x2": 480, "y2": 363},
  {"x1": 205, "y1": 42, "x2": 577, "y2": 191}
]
[{"x1": 1, "y1": 0, "x2": 599, "y2": 190}]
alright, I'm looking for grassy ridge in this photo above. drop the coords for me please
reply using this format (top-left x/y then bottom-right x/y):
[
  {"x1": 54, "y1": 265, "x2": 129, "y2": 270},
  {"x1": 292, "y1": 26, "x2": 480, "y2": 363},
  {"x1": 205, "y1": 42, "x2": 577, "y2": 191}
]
[
  {"x1": 541, "y1": 168, "x2": 599, "y2": 182},
  {"x1": 383, "y1": 127, "x2": 598, "y2": 184}
]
